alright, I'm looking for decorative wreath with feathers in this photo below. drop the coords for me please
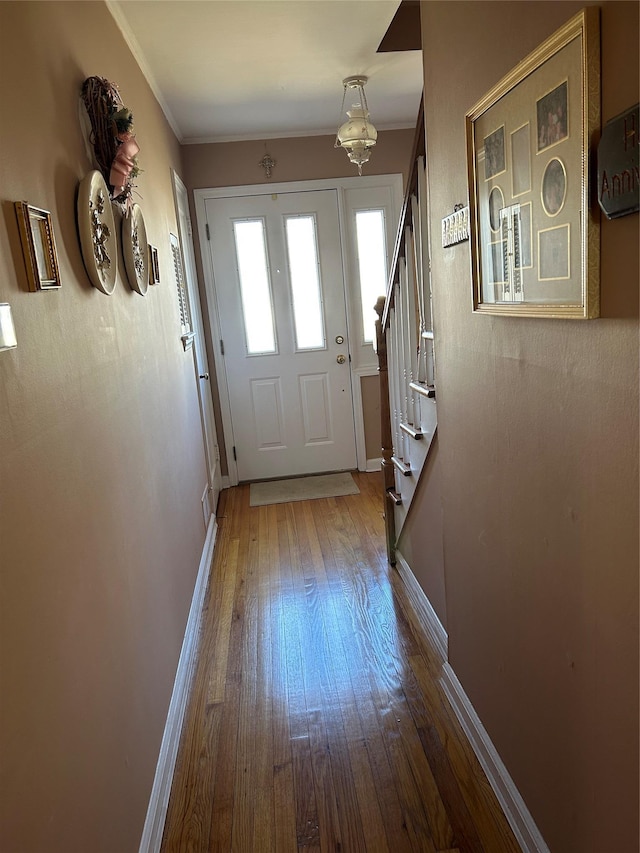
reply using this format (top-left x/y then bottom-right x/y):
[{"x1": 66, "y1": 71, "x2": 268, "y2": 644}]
[{"x1": 81, "y1": 76, "x2": 140, "y2": 210}]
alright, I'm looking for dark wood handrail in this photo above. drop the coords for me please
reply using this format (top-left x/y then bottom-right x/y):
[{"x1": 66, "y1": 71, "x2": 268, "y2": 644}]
[
  {"x1": 375, "y1": 295, "x2": 397, "y2": 565},
  {"x1": 382, "y1": 95, "x2": 425, "y2": 332},
  {"x1": 376, "y1": 97, "x2": 427, "y2": 565}
]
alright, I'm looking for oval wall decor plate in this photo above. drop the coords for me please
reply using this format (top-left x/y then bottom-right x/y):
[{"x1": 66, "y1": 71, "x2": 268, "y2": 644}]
[
  {"x1": 122, "y1": 203, "x2": 149, "y2": 295},
  {"x1": 77, "y1": 170, "x2": 118, "y2": 295}
]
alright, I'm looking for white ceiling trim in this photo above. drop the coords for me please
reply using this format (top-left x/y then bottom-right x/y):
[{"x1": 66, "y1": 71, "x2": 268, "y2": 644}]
[
  {"x1": 106, "y1": 0, "x2": 184, "y2": 143},
  {"x1": 182, "y1": 120, "x2": 415, "y2": 146}
]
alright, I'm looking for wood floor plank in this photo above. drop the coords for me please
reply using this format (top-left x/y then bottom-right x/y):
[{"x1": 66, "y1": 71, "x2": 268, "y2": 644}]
[
  {"x1": 305, "y1": 513, "x2": 393, "y2": 852},
  {"x1": 288, "y1": 504, "x2": 346, "y2": 851},
  {"x1": 417, "y1": 723, "x2": 485, "y2": 853},
  {"x1": 270, "y1": 506, "x2": 298, "y2": 853},
  {"x1": 392, "y1": 660, "x2": 456, "y2": 850},
  {"x1": 248, "y1": 504, "x2": 277, "y2": 852},
  {"x1": 231, "y1": 502, "x2": 262, "y2": 852},
  {"x1": 161, "y1": 473, "x2": 522, "y2": 853},
  {"x1": 161, "y1": 690, "x2": 221, "y2": 852},
  {"x1": 297, "y1": 499, "x2": 386, "y2": 853},
  {"x1": 208, "y1": 520, "x2": 250, "y2": 852},
  {"x1": 312, "y1": 500, "x2": 435, "y2": 851},
  {"x1": 276, "y1": 503, "x2": 321, "y2": 849},
  {"x1": 207, "y1": 539, "x2": 239, "y2": 705},
  {"x1": 407, "y1": 654, "x2": 521, "y2": 853}
]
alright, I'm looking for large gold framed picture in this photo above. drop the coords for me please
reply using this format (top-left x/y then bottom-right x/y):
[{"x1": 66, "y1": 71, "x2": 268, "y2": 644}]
[{"x1": 466, "y1": 8, "x2": 600, "y2": 318}]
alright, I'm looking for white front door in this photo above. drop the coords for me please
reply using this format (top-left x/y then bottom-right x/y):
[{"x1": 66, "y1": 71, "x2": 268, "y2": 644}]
[{"x1": 205, "y1": 190, "x2": 357, "y2": 482}]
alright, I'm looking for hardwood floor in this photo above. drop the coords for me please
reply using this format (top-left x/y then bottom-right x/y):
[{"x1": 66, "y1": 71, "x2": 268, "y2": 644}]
[{"x1": 161, "y1": 472, "x2": 521, "y2": 852}]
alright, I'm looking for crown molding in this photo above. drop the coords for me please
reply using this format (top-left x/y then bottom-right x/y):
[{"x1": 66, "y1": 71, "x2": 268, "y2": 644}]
[{"x1": 105, "y1": 0, "x2": 184, "y2": 143}]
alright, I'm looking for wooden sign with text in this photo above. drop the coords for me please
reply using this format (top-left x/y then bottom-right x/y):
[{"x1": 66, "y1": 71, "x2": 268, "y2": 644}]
[{"x1": 597, "y1": 104, "x2": 639, "y2": 219}]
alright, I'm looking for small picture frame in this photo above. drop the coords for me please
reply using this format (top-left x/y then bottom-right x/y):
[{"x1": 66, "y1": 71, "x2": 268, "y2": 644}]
[
  {"x1": 511, "y1": 123, "x2": 532, "y2": 197},
  {"x1": 538, "y1": 224, "x2": 570, "y2": 281},
  {"x1": 14, "y1": 202, "x2": 61, "y2": 291},
  {"x1": 483, "y1": 125, "x2": 506, "y2": 180},
  {"x1": 149, "y1": 244, "x2": 160, "y2": 285},
  {"x1": 466, "y1": 8, "x2": 600, "y2": 318},
  {"x1": 541, "y1": 157, "x2": 567, "y2": 217},
  {"x1": 536, "y1": 81, "x2": 569, "y2": 152},
  {"x1": 488, "y1": 186, "x2": 505, "y2": 232}
]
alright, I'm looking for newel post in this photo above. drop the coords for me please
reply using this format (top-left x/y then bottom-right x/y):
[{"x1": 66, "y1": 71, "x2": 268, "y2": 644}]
[{"x1": 375, "y1": 296, "x2": 397, "y2": 566}]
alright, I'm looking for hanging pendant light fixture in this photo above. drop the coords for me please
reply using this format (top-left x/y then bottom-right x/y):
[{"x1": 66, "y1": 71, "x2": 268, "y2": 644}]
[{"x1": 334, "y1": 76, "x2": 377, "y2": 175}]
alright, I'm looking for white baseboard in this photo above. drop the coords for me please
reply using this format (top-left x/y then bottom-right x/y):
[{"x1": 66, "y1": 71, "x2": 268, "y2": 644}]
[
  {"x1": 220, "y1": 474, "x2": 231, "y2": 490},
  {"x1": 138, "y1": 515, "x2": 218, "y2": 853},
  {"x1": 394, "y1": 549, "x2": 547, "y2": 853},
  {"x1": 441, "y1": 664, "x2": 550, "y2": 853},
  {"x1": 394, "y1": 550, "x2": 448, "y2": 662},
  {"x1": 366, "y1": 457, "x2": 382, "y2": 473}
]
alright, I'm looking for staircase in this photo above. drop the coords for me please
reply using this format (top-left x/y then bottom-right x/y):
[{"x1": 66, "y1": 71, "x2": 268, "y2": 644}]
[{"x1": 376, "y1": 99, "x2": 437, "y2": 563}]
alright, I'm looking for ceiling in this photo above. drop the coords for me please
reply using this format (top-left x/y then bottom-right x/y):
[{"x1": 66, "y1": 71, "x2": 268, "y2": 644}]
[{"x1": 107, "y1": 0, "x2": 423, "y2": 145}]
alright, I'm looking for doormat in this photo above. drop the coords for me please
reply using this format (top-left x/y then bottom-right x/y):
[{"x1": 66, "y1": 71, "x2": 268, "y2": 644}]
[{"x1": 249, "y1": 472, "x2": 359, "y2": 507}]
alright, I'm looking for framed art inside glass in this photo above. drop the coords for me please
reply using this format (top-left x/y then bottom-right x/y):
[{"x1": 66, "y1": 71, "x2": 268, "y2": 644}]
[{"x1": 466, "y1": 8, "x2": 600, "y2": 318}]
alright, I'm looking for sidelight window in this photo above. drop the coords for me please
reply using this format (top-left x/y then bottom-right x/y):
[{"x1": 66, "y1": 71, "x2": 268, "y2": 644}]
[{"x1": 354, "y1": 209, "x2": 387, "y2": 344}]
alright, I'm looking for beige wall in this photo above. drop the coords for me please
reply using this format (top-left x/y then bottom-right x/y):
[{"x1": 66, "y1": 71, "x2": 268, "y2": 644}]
[
  {"x1": 0, "y1": 3, "x2": 208, "y2": 851},
  {"x1": 362, "y1": 373, "x2": 382, "y2": 462},
  {"x1": 182, "y1": 129, "x2": 415, "y2": 190},
  {"x1": 420, "y1": 2, "x2": 638, "y2": 851},
  {"x1": 183, "y1": 130, "x2": 414, "y2": 473},
  {"x1": 397, "y1": 438, "x2": 447, "y2": 628}
]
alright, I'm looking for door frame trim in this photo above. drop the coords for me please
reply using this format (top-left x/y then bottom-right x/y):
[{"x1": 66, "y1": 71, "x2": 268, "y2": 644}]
[
  {"x1": 172, "y1": 170, "x2": 221, "y2": 512},
  {"x1": 194, "y1": 174, "x2": 403, "y2": 485}
]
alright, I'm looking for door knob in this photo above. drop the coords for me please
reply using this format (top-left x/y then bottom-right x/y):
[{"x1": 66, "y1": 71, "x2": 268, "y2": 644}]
[
  {"x1": 199, "y1": 373, "x2": 209, "y2": 380},
  {"x1": 336, "y1": 354, "x2": 346, "y2": 365}
]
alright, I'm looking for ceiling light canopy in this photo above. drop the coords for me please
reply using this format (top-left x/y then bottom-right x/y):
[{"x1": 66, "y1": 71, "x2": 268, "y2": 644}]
[{"x1": 335, "y1": 76, "x2": 377, "y2": 175}]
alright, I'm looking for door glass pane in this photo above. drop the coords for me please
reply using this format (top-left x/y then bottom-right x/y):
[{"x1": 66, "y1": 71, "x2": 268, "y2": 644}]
[
  {"x1": 355, "y1": 209, "x2": 387, "y2": 343},
  {"x1": 233, "y1": 219, "x2": 276, "y2": 354},
  {"x1": 285, "y1": 215, "x2": 325, "y2": 350}
]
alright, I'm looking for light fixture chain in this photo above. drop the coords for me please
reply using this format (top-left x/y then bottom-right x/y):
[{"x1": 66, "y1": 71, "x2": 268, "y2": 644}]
[
  {"x1": 334, "y1": 82, "x2": 348, "y2": 149},
  {"x1": 359, "y1": 82, "x2": 369, "y2": 115}
]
